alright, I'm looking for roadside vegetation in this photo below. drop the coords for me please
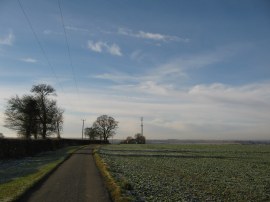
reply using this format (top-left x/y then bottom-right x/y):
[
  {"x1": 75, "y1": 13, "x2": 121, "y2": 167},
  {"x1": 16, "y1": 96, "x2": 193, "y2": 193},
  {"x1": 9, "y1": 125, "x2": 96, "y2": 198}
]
[
  {"x1": 0, "y1": 145, "x2": 82, "y2": 202},
  {"x1": 98, "y1": 144, "x2": 270, "y2": 201},
  {"x1": 93, "y1": 147, "x2": 132, "y2": 202}
]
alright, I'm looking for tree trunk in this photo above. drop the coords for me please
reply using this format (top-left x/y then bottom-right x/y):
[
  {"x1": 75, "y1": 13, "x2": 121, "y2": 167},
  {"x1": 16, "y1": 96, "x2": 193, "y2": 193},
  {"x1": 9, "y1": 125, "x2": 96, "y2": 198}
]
[
  {"x1": 57, "y1": 121, "x2": 60, "y2": 139},
  {"x1": 41, "y1": 94, "x2": 47, "y2": 139},
  {"x1": 42, "y1": 122, "x2": 46, "y2": 139}
]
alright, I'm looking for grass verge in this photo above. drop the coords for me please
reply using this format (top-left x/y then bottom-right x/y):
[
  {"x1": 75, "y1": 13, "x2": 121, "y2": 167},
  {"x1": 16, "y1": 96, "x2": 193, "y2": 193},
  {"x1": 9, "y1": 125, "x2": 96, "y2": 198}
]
[
  {"x1": 0, "y1": 145, "x2": 84, "y2": 202},
  {"x1": 93, "y1": 146, "x2": 132, "y2": 202}
]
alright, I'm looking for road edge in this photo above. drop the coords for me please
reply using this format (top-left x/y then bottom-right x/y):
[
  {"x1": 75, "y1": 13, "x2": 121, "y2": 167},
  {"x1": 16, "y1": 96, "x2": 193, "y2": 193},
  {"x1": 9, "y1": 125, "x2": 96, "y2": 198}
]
[{"x1": 93, "y1": 146, "x2": 132, "y2": 202}]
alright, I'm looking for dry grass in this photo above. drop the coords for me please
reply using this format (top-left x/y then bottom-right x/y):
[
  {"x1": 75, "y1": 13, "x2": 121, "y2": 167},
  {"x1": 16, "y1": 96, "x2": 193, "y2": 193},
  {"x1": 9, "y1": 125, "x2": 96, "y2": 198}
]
[{"x1": 93, "y1": 147, "x2": 132, "y2": 202}]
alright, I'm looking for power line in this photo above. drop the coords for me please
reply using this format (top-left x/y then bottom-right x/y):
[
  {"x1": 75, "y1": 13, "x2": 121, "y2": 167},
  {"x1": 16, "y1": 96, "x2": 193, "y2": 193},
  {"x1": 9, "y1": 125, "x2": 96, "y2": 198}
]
[
  {"x1": 17, "y1": 0, "x2": 63, "y2": 92},
  {"x1": 59, "y1": 0, "x2": 84, "y2": 140},
  {"x1": 58, "y1": 0, "x2": 79, "y2": 95}
]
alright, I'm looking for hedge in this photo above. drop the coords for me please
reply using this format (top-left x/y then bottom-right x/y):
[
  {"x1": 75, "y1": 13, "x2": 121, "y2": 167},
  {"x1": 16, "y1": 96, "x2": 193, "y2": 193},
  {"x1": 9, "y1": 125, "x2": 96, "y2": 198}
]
[{"x1": 0, "y1": 138, "x2": 108, "y2": 159}]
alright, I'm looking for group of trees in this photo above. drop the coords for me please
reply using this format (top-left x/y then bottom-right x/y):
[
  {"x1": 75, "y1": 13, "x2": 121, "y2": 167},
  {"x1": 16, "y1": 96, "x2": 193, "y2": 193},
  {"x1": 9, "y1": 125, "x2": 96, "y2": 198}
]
[
  {"x1": 121, "y1": 133, "x2": 146, "y2": 144},
  {"x1": 84, "y1": 115, "x2": 146, "y2": 144},
  {"x1": 84, "y1": 115, "x2": 118, "y2": 141},
  {"x1": 4, "y1": 84, "x2": 64, "y2": 139}
]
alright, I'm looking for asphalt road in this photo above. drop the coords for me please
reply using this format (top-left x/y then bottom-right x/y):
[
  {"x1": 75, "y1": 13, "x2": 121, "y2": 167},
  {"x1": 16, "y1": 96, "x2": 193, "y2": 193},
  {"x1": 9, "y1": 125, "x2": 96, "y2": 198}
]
[{"x1": 21, "y1": 146, "x2": 111, "y2": 202}]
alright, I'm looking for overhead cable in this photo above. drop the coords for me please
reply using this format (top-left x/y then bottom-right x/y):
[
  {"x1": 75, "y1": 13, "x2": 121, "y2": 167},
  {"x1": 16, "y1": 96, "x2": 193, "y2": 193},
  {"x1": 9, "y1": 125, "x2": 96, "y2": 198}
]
[
  {"x1": 17, "y1": 0, "x2": 63, "y2": 92},
  {"x1": 58, "y1": 0, "x2": 79, "y2": 95}
]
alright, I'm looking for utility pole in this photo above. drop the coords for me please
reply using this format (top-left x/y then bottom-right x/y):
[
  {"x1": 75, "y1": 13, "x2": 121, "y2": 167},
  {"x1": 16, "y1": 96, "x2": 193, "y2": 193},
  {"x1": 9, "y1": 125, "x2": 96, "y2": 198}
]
[
  {"x1": 141, "y1": 117, "x2": 143, "y2": 136},
  {"x1": 81, "y1": 119, "x2": 85, "y2": 139}
]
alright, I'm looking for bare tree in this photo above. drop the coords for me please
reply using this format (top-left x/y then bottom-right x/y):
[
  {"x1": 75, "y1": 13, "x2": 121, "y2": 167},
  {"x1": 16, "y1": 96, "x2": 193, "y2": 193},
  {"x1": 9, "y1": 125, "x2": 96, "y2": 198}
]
[
  {"x1": 46, "y1": 100, "x2": 61, "y2": 137},
  {"x1": 4, "y1": 84, "x2": 64, "y2": 139},
  {"x1": 135, "y1": 133, "x2": 146, "y2": 144},
  {"x1": 93, "y1": 115, "x2": 118, "y2": 141},
  {"x1": 31, "y1": 84, "x2": 56, "y2": 139},
  {"x1": 84, "y1": 127, "x2": 99, "y2": 140},
  {"x1": 4, "y1": 95, "x2": 39, "y2": 139},
  {"x1": 56, "y1": 108, "x2": 64, "y2": 139},
  {"x1": 121, "y1": 134, "x2": 146, "y2": 144},
  {"x1": 126, "y1": 136, "x2": 135, "y2": 144}
]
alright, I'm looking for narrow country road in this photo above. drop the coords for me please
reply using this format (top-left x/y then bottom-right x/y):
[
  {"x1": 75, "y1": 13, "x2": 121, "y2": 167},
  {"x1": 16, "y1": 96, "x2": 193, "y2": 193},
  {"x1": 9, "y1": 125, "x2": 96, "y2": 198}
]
[{"x1": 20, "y1": 145, "x2": 111, "y2": 202}]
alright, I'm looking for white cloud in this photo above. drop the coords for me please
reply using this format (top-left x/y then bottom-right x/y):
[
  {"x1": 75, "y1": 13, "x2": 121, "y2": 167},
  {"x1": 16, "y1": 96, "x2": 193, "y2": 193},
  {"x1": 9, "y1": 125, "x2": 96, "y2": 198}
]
[
  {"x1": 86, "y1": 45, "x2": 270, "y2": 140},
  {"x1": 130, "y1": 50, "x2": 143, "y2": 61},
  {"x1": 58, "y1": 81, "x2": 270, "y2": 140},
  {"x1": 188, "y1": 83, "x2": 270, "y2": 109},
  {"x1": 1, "y1": 81, "x2": 269, "y2": 140},
  {"x1": 92, "y1": 45, "x2": 239, "y2": 98},
  {"x1": 0, "y1": 31, "x2": 14, "y2": 46},
  {"x1": 91, "y1": 59, "x2": 187, "y2": 96},
  {"x1": 106, "y1": 43, "x2": 122, "y2": 56},
  {"x1": 93, "y1": 73, "x2": 136, "y2": 83},
  {"x1": 65, "y1": 26, "x2": 90, "y2": 33},
  {"x1": 112, "y1": 81, "x2": 173, "y2": 96},
  {"x1": 87, "y1": 41, "x2": 103, "y2": 52},
  {"x1": 20, "y1": 57, "x2": 37, "y2": 63},
  {"x1": 118, "y1": 27, "x2": 189, "y2": 42},
  {"x1": 43, "y1": 30, "x2": 62, "y2": 35},
  {"x1": 87, "y1": 40, "x2": 122, "y2": 56},
  {"x1": 137, "y1": 31, "x2": 165, "y2": 40}
]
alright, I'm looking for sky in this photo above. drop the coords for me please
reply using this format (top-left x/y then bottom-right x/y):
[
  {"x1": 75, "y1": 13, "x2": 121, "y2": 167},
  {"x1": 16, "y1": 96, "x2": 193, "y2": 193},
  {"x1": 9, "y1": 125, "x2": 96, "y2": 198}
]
[{"x1": 0, "y1": 0, "x2": 270, "y2": 140}]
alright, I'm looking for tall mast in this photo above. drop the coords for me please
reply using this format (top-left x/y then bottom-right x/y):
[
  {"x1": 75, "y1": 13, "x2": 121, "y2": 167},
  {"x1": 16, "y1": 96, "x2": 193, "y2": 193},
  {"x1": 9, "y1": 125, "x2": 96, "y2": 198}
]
[
  {"x1": 141, "y1": 117, "x2": 143, "y2": 136},
  {"x1": 81, "y1": 119, "x2": 85, "y2": 139}
]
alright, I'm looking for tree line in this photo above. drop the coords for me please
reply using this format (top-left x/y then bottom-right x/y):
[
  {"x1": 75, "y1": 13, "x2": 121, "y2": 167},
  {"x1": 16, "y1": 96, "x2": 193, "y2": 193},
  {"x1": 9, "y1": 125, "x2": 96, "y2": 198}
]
[
  {"x1": 84, "y1": 115, "x2": 146, "y2": 143},
  {"x1": 4, "y1": 84, "x2": 63, "y2": 139},
  {"x1": 121, "y1": 133, "x2": 146, "y2": 144}
]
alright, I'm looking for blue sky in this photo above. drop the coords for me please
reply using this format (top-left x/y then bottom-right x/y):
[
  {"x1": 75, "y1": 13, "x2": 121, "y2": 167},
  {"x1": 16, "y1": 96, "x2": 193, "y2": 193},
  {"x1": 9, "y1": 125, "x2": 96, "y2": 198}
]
[{"x1": 0, "y1": 0, "x2": 270, "y2": 140}]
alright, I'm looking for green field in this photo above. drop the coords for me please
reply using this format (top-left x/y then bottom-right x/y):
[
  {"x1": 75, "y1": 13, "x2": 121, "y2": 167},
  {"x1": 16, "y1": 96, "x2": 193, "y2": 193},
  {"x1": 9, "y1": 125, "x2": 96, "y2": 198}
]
[{"x1": 98, "y1": 144, "x2": 270, "y2": 201}]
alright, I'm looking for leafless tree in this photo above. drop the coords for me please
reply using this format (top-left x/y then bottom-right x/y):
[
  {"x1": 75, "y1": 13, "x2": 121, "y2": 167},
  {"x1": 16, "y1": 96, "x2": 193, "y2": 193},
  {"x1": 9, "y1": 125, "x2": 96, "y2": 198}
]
[
  {"x1": 4, "y1": 95, "x2": 39, "y2": 139},
  {"x1": 84, "y1": 127, "x2": 99, "y2": 140},
  {"x1": 93, "y1": 115, "x2": 118, "y2": 141},
  {"x1": 31, "y1": 84, "x2": 56, "y2": 139},
  {"x1": 135, "y1": 133, "x2": 146, "y2": 144},
  {"x1": 4, "y1": 84, "x2": 64, "y2": 139}
]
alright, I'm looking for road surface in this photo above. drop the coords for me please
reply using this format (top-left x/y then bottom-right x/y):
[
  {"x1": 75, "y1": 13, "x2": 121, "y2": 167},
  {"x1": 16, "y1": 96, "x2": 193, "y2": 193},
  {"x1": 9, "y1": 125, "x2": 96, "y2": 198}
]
[{"x1": 20, "y1": 145, "x2": 110, "y2": 202}]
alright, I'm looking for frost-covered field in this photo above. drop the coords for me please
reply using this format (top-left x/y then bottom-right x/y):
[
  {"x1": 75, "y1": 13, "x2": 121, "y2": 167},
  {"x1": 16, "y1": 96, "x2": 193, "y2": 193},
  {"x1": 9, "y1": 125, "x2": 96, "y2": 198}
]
[
  {"x1": 0, "y1": 146, "x2": 79, "y2": 202},
  {"x1": 0, "y1": 148, "x2": 73, "y2": 184},
  {"x1": 99, "y1": 144, "x2": 270, "y2": 201}
]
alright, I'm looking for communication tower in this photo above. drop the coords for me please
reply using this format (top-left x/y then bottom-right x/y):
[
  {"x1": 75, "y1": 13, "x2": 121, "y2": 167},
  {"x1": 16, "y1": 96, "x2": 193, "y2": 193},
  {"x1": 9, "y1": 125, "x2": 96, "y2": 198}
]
[{"x1": 141, "y1": 117, "x2": 143, "y2": 136}]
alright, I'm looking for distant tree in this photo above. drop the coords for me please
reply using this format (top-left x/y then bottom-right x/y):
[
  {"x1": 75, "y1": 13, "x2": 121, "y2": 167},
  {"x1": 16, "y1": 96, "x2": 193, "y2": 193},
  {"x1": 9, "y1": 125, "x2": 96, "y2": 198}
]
[
  {"x1": 4, "y1": 95, "x2": 39, "y2": 139},
  {"x1": 84, "y1": 127, "x2": 99, "y2": 140},
  {"x1": 93, "y1": 115, "x2": 118, "y2": 141},
  {"x1": 51, "y1": 107, "x2": 64, "y2": 139},
  {"x1": 126, "y1": 136, "x2": 134, "y2": 144},
  {"x1": 121, "y1": 133, "x2": 146, "y2": 144},
  {"x1": 0, "y1": 133, "x2": 4, "y2": 138},
  {"x1": 31, "y1": 84, "x2": 56, "y2": 139},
  {"x1": 135, "y1": 133, "x2": 146, "y2": 144}
]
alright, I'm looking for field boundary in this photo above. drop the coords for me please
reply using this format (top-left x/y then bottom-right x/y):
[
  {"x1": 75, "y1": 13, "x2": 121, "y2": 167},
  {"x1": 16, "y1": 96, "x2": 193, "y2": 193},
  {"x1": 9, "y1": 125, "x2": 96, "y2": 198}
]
[
  {"x1": 93, "y1": 146, "x2": 132, "y2": 202},
  {"x1": 0, "y1": 138, "x2": 109, "y2": 159},
  {"x1": 98, "y1": 152, "x2": 234, "y2": 159}
]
